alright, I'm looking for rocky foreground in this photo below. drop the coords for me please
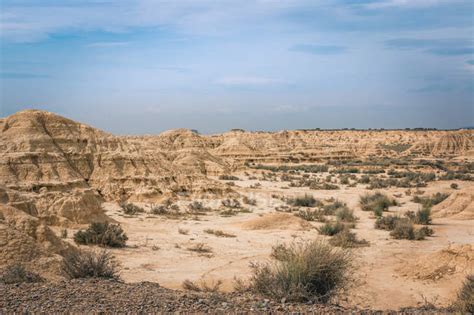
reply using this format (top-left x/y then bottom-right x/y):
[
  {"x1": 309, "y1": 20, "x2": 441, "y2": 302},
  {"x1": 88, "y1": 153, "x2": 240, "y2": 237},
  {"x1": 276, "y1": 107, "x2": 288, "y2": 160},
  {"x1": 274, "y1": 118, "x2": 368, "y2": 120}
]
[
  {"x1": 0, "y1": 279, "x2": 450, "y2": 314},
  {"x1": 0, "y1": 279, "x2": 350, "y2": 313}
]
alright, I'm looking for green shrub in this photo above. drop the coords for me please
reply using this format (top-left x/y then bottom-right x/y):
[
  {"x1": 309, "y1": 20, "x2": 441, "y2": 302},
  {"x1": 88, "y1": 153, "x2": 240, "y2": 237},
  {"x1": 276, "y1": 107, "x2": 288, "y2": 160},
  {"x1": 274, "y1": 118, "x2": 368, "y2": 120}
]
[
  {"x1": 390, "y1": 221, "x2": 415, "y2": 240},
  {"x1": 412, "y1": 192, "x2": 449, "y2": 207},
  {"x1": 359, "y1": 192, "x2": 395, "y2": 212},
  {"x1": 415, "y1": 226, "x2": 434, "y2": 240},
  {"x1": 0, "y1": 264, "x2": 43, "y2": 284},
  {"x1": 335, "y1": 207, "x2": 357, "y2": 223},
  {"x1": 119, "y1": 202, "x2": 144, "y2": 215},
  {"x1": 329, "y1": 229, "x2": 368, "y2": 248},
  {"x1": 375, "y1": 215, "x2": 405, "y2": 231},
  {"x1": 249, "y1": 240, "x2": 351, "y2": 302},
  {"x1": 318, "y1": 221, "x2": 345, "y2": 236},
  {"x1": 287, "y1": 194, "x2": 319, "y2": 207},
  {"x1": 414, "y1": 205, "x2": 432, "y2": 225},
  {"x1": 295, "y1": 209, "x2": 326, "y2": 222},
  {"x1": 451, "y1": 183, "x2": 459, "y2": 189},
  {"x1": 322, "y1": 200, "x2": 346, "y2": 215},
  {"x1": 454, "y1": 275, "x2": 473, "y2": 313},
  {"x1": 74, "y1": 222, "x2": 128, "y2": 247},
  {"x1": 62, "y1": 249, "x2": 120, "y2": 280}
]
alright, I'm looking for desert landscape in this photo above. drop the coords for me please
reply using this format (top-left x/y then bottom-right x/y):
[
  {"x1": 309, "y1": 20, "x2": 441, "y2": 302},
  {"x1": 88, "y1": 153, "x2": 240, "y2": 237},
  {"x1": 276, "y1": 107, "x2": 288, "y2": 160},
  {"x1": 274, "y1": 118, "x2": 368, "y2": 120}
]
[{"x1": 0, "y1": 109, "x2": 473, "y2": 312}]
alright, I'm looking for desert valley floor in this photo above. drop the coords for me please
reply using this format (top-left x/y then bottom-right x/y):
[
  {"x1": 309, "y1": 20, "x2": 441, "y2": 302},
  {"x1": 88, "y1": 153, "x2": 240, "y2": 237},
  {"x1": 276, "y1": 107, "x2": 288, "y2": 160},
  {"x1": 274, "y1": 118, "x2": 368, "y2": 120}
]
[{"x1": 1, "y1": 110, "x2": 473, "y2": 312}]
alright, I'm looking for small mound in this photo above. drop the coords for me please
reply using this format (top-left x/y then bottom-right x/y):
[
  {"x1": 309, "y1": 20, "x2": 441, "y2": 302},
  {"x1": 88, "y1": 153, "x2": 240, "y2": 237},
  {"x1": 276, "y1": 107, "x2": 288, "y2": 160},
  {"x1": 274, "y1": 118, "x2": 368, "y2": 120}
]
[
  {"x1": 241, "y1": 213, "x2": 312, "y2": 230},
  {"x1": 432, "y1": 188, "x2": 474, "y2": 219},
  {"x1": 397, "y1": 244, "x2": 474, "y2": 281}
]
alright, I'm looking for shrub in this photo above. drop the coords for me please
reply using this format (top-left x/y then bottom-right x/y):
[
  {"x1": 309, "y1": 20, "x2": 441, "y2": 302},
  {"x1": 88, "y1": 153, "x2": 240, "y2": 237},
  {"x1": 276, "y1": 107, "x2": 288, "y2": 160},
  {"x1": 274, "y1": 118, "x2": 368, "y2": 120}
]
[
  {"x1": 322, "y1": 200, "x2": 346, "y2": 215},
  {"x1": 243, "y1": 196, "x2": 257, "y2": 206},
  {"x1": 454, "y1": 275, "x2": 473, "y2": 313},
  {"x1": 359, "y1": 192, "x2": 395, "y2": 212},
  {"x1": 335, "y1": 207, "x2": 357, "y2": 222},
  {"x1": 74, "y1": 222, "x2": 128, "y2": 248},
  {"x1": 390, "y1": 221, "x2": 415, "y2": 240},
  {"x1": 204, "y1": 229, "x2": 236, "y2": 238},
  {"x1": 329, "y1": 229, "x2": 369, "y2": 248},
  {"x1": 219, "y1": 174, "x2": 240, "y2": 181},
  {"x1": 414, "y1": 205, "x2": 432, "y2": 225},
  {"x1": 295, "y1": 209, "x2": 326, "y2": 222},
  {"x1": 119, "y1": 202, "x2": 144, "y2": 215},
  {"x1": 415, "y1": 226, "x2": 434, "y2": 240},
  {"x1": 412, "y1": 192, "x2": 449, "y2": 207},
  {"x1": 375, "y1": 215, "x2": 404, "y2": 231},
  {"x1": 222, "y1": 198, "x2": 241, "y2": 209},
  {"x1": 287, "y1": 194, "x2": 318, "y2": 207},
  {"x1": 318, "y1": 221, "x2": 345, "y2": 236},
  {"x1": 62, "y1": 249, "x2": 120, "y2": 280},
  {"x1": 249, "y1": 240, "x2": 351, "y2": 302},
  {"x1": 0, "y1": 264, "x2": 43, "y2": 284},
  {"x1": 451, "y1": 183, "x2": 459, "y2": 189}
]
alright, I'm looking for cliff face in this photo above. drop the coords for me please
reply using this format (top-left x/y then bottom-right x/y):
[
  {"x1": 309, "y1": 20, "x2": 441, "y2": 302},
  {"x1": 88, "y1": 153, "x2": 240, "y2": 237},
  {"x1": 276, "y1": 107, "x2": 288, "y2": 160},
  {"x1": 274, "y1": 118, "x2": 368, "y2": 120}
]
[{"x1": 0, "y1": 110, "x2": 473, "y2": 226}]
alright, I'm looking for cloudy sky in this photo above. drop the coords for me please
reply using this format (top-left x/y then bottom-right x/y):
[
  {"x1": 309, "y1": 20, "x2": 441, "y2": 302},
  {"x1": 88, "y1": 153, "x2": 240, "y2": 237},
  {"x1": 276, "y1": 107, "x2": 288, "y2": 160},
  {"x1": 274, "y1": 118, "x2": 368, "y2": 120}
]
[{"x1": 0, "y1": 0, "x2": 473, "y2": 134}]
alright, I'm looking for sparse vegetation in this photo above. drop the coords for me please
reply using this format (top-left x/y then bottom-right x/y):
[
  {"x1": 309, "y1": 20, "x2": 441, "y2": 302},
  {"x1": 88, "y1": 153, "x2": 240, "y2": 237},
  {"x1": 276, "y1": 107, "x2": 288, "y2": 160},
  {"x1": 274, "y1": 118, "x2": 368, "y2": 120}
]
[
  {"x1": 119, "y1": 202, "x2": 145, "y2": 215},
  {"x1": 335, "y1": 207, "x2": 357, "y2": 223},
  {"x1": 187, "y1": 243, "x2": 213, "y2": 256},
  {"x1": 360, "y1": 192, "x2": 396, "y2": 215},
  {"x1": 287, "y1": 194, "x2": 319, "y2": 207},
  {"x1": 295, "y1": 209, "x2": 326, "y2": 222},
  {"x1": 450, "y1": 183, "x2": 459, "y2": 189},
  {"x1": 412, "y1": 192, "x2": 449, "y2": 207},
  {"x1": 453, "y1": 275, "x2": 474, "y2": 313},
  {"x1": 318, "y1": 221, "x2": 345, "y2": 236},
  {"x1": 182, "y1": 279, "x2": 222, "y2": 292},
  {"x1": 329, "y1": 229, "x2": 369, "y2": 248},
  {"x1": 74, "y1": 222, "x2": 128, "y2": 248},
  {"x1": 62, "y1": 249, "x2": 120, "y2": 280},
  {"x1": 0, "y1": 264, "x2": 43, "y2": 284},
  {"x1": 248, "y1": 240, "x2": 351, "y2": 302},
  {"x1": 204, "y1": 229, "x2": 236, "y2": 238},
  {"x1": 219, "y1": 174, "x2": 240, "y2": 181}
]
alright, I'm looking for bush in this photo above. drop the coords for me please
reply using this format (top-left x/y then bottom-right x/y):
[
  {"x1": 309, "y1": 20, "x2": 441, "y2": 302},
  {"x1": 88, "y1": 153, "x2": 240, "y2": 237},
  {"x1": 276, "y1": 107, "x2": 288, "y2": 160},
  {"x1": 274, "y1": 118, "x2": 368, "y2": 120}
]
[
  {"x1": 295, "y1": 209, "x2": 326, "y2": 222},
  {"x1": 390, "y1": 221, "x2": 415, "y2": 240},
  {"x1": 322, "y1": 200, "x2": 346, "y2": 215},
  {"x1": 415, "y1": 226, "x2": 434, "y2": 240},
  {"x1": 359, "y1": 192, "x2": 395, "y2": 213},
  {"x1": 329, "y1": 229, "x2": 369, "y2": 248},
  {"x1": 249, "y1": 240, "x2": 351, "y2": 302},
  {"x1": 219, "y1": 174, "x2": 240, "y2": 181},
  {"x1": 62, "y1": 249, "x2": 120, "y2": 280},
  {"x1": 0, "y1": 264, "x2": 43, "y2": 284},
  {"x1": 318, "y1": 221, "x2": 345, "y2": 236},
  {"x1": 119, "y1": 202, "x2": 144, "y2": 215},
  {"x1": 222, "y1": 198, "x2": 241, "y2": 209},
  {"x1": 287, "y1": 194, "x2": 319, "y2": 207},
  {"x1": 451, "y1": 183, "x2": 459, "y2": 189},
  {"x1": 414, "y1": 205, "x2": 432, "y2": 225},
  {"x1": 182, "y1": 279, "x2": 222, "y2": 292},
  {"x1": 412, "y1": 192, "x2": 449, "y2": 207},
  {"x1": 335, "y1": 207, "x2": 357, "y2": 222},
  {"x1": 374, "y1": 215, "x2": 403, "y2": 230},
  {"x1": 74, "y1": 222, "x2": 128, "y2": 247},
  {"x1": 454, "y1": 275, "x2": 473, "y2": 313}
]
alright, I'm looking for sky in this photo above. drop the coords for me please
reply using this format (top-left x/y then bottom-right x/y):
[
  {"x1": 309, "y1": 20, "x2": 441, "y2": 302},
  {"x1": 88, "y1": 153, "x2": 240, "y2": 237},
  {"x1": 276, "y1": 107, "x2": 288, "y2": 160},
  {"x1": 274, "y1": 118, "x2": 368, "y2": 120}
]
[{"x1": 0, "y1": 0, "x2": 473, "y2": 134}]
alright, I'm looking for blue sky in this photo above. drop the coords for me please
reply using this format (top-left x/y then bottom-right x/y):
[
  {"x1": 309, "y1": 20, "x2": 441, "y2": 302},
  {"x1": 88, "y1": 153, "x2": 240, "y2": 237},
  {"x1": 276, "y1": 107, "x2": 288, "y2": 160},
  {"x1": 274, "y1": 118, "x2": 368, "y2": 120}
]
[{"x1": 0, "y1": 0, "x2": 473, "y2": 134}]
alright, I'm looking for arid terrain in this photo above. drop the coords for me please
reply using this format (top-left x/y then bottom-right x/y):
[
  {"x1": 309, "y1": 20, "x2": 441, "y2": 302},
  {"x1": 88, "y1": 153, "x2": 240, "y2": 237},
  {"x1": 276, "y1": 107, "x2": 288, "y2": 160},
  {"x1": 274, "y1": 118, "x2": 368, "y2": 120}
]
[{"x1": 1, "y1": 109, "x2": 473, "y2": 312}]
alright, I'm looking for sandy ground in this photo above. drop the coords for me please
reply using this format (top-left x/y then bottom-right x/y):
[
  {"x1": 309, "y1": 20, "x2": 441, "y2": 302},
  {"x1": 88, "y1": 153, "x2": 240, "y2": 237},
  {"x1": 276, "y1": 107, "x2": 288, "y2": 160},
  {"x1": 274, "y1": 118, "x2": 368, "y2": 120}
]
[{"x1": 70, "y1": 176, "x2": 473, "y2": 310}]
